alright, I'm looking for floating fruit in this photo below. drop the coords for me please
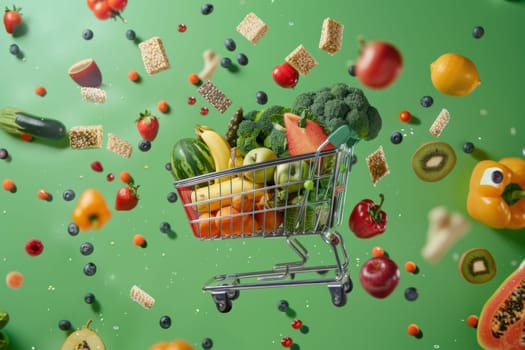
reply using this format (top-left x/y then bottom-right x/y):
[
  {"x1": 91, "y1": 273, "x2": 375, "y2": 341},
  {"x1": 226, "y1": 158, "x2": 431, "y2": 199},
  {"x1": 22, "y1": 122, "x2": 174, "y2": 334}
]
[
  {"x1": 411, "y1": 141, "x2": 457, "y2": 182},
  {"x1": 60, "y1": 320, "x2": 105, "y2": 350},
  {"x1": 458, "y1": 248, "x2": 496, "y2": 284},
  {"x1": 430, "y1": 53, "x2": 481, "y2": 96}
]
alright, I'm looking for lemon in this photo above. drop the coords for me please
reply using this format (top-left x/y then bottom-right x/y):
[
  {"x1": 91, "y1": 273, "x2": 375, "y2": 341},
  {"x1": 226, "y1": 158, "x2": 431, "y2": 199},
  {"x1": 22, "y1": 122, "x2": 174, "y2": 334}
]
[{"x1": 430, "y1": 53, "x2": 481, "y2": 96}]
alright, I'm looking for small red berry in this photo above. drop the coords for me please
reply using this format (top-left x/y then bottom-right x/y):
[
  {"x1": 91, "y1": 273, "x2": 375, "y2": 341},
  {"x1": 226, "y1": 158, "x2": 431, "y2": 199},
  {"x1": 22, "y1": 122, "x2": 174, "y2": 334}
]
[
  {"x1": 200, "y1": 106, "x2": 209, "y2": 115},
  {"x1": 291, "y1": 319, "x2": 303, "y2": 330},
  {"x1": 106, "y1": 173, "x2": 115, "y2": 182},
  {"x1": 399, "y1": 110, "x2": 412, "y2": 123},
  {"x1": 187, "y1": 96, "x2": 197, "y2": 105},
  {"x1": 280, "y1": 336, "x2": 293, "y2": 348},
  {"x1": 25, "y1": 238, "x2": 44, "y2": 256},
  {"x1": 37, "y1": 189, "x2": 50, "y2": 201},
  {"x1": 178, "y1": 23, "x2": 187, "y2": 32},
  {"x1": 91, "y1": 161, "x2": 103, "y2": 172}
]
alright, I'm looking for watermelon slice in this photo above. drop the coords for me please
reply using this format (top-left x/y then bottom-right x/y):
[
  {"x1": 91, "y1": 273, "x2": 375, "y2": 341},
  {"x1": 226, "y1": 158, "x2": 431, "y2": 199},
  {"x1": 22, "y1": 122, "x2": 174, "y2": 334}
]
[{"x1": 284, "y1": 113, "x2": 334, "y2": 156}]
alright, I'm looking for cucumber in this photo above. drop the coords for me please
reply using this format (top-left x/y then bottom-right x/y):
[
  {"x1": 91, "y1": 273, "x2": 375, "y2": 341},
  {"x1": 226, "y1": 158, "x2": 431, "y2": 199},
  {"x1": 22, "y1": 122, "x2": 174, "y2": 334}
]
[
  {"x1": 15, "y1": 112, "x2": 66, "y2": 139},
  {"x1": 0, "y1": 108, "x2": 66, "y2": 140}
]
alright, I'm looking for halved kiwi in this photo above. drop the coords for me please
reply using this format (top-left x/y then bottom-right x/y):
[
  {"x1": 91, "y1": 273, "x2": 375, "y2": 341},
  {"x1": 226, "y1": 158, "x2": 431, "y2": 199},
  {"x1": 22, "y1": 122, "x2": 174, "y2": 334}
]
[
  {"x1": 411, "y1": 141, "x2": 456, "y2": 182},
  {"x1": 458, "y1": 248, "x2": 496, "y2": 284}
]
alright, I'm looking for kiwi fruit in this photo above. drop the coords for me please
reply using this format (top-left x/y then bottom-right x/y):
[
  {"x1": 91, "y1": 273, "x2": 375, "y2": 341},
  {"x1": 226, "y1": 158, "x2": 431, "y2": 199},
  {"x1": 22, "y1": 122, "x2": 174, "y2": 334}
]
[
  {"x1": 60, "y1": 320, "x2": 105, "y2": 350},
  {"x1": 411, "y1": 141, "x2": 456, "y2": 182},
  {"x1": 458, "y1": 248, "x2": 496, "y2": 284}
]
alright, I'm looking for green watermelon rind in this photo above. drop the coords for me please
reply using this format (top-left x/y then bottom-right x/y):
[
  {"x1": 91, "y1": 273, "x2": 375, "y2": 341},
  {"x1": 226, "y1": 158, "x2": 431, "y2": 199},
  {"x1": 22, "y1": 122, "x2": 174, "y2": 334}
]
[{"x1": 170, "y1": 138, "x2": 215, "y2": 181}]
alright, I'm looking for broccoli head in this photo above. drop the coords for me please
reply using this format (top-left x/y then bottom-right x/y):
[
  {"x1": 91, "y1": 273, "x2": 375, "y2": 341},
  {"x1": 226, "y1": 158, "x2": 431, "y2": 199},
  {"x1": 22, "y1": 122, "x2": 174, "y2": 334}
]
[
  {"x1": 236, "y1": 120, "x2": 261, "y2": 154},
  {"x1": 290, "y1": 82, "x2": 381, "y2": 141},
  {"x1": 264, "y1": 128, "x2": 288, "y2": 157}
]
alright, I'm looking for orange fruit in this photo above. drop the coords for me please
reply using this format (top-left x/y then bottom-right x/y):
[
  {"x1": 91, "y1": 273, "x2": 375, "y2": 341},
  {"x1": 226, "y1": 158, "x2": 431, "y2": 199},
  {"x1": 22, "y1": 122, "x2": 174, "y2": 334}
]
[{"x1": 430, "y1": 53, "x2": 481, "y2": 96}]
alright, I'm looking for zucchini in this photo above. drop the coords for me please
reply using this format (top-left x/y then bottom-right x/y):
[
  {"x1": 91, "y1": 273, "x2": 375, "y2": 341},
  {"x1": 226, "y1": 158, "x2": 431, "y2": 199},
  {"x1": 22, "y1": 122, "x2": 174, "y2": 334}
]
[{"x1": 0, "y1": 108, "x2": 66, "y2": 140}]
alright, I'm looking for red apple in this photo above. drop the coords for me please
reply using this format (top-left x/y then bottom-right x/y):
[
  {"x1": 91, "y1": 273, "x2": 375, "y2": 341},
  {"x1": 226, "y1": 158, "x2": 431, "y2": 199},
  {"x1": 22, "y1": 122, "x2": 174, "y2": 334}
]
[
  {"x1": 272, "y1": 62, "x2": 299, "y2": 88},
  {"x1": 355, "y1": 41, "x2": 402, "y2": 89},
  {"x1": 359, "y1": 255, "x2": 400, "y2": 298}
]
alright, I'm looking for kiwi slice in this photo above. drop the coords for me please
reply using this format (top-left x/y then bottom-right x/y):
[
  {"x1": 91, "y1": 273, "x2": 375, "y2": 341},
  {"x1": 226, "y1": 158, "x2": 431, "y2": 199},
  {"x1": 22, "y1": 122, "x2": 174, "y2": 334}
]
[
  {"x1": 411, "y1": 141, "x2": 456, "y2": 182},
  {"x1": 60, "y1": 320, "x2": 105, "y2": 350},
  {"x1": 458, "y1": 248, "x2": 496, "y2": 284}
]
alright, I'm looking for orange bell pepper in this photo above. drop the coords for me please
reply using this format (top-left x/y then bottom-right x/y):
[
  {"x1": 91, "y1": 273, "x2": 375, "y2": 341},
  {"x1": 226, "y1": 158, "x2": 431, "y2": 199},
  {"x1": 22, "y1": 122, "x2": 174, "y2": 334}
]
[
  {"x1": 467, "y1": 157, "x2": 525, "y2": 229},
  {"x1": 72, "y1": 189, "x2": 112, "y2": 230}
]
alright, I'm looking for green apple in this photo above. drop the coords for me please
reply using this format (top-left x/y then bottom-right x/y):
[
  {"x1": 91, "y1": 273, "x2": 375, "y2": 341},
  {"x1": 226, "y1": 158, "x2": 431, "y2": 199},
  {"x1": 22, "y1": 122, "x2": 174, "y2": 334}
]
[
  {"x1": 274, "y1": 160, "x2": 310, "y2": 199},
  {"x1": 242, "y1": 147, "x2": 278, "y2": 184}
]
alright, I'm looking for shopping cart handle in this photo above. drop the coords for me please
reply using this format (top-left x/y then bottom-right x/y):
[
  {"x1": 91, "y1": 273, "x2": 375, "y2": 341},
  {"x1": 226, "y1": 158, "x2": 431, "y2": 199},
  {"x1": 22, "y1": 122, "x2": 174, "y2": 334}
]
[{"x1": 327, "y1": 125, "x2": 358, "y2": 148}]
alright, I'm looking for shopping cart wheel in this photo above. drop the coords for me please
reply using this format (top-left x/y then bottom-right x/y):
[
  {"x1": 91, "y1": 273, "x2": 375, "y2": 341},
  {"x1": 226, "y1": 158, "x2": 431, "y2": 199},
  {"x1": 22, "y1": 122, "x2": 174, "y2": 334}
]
[
  {"x1": 343, "y1": 275, "x2": 353, "y2": 293},
  {"x1": 328, "y1": 284, "x2": 347, "y2": 307},
  {"x1": 226, "y1": 289, "x2": 240, "y2": 300},
  {"x1": 212, "y1": 292, "x2": 233, "y2": 313}
]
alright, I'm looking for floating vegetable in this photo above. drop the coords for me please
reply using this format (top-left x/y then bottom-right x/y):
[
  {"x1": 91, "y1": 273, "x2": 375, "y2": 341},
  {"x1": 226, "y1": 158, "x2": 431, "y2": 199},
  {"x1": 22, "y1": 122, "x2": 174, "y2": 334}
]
[
  {"x1": 0, "y1": 108, "x2": 66, "y2": 140},
  {"x1": 467, "y1": 158, "x2": 525, "y2": 229},
  {"x1": 72, "y1": 189, "x2": 112, "y2": 230}
]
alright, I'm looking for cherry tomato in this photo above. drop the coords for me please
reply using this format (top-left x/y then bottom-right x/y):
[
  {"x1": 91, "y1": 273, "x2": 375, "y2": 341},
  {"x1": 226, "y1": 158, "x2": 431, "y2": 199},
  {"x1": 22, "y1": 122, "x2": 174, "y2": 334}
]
[
  {"x1": 108, "y1": 0, "x2": 128, "y2": 11},
  {"x1": 93, "y1": 1, "x2": 113, "y2": 20},
  {"x1": 399, "y1": 110, "x2": 412, "y2": 123},
  {"x1": 355, "y1": 41, "x2": 403, "y2": 89},
  {"x1": 272, "y1": 62, "x2": 299, "y2": 88},
  {"x1": 87, "y1": 0, "x2": 98, "y2": 10}
]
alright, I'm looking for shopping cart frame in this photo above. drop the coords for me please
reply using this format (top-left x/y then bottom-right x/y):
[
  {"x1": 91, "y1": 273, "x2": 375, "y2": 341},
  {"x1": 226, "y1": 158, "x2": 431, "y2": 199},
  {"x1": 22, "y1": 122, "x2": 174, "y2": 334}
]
[{"x1": 174, "y1": 125, "x2": 357, "y2": 312}]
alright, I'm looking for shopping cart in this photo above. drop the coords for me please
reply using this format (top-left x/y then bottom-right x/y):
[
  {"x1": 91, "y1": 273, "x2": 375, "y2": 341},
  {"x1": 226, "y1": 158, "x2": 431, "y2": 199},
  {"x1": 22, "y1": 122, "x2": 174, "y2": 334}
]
[{"x1": 175, "y1": 125, "x2": 357, "y2": 312}]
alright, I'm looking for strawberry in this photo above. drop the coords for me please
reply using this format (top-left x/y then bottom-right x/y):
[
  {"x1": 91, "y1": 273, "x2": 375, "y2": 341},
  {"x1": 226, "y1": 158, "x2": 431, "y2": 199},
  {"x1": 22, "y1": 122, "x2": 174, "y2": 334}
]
[
  {"x1": 136, "y1": 110, "x2": 159, "y2": 142},
  {"x1": 4, "y1": 6, "x2": 22, "y2": 34},
  {"x1": 284, "y1": 112, "x2": 334, "y2": 156},
  {"x1": 115, "y1": 185, "x2": 139, "y2": 211}
]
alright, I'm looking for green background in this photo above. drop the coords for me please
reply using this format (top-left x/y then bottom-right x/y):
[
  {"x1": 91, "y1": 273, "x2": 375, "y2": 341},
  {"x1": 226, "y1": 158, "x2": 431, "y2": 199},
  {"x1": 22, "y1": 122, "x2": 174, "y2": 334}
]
[{"x1": 0, "y1": 0, "x2": 524, "y2": 349}]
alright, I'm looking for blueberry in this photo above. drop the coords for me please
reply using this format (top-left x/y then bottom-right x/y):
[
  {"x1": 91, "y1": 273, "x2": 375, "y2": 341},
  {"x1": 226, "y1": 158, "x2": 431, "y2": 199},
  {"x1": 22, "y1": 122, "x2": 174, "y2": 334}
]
[
  {"x1": 420, "y1": 95, "x2": 434, "y2": 108},
  {"x1": 167, "y1": 192, "x2": 178, "y2": 203},
  {"x1": 224, "y1": 38, "x2": 236, "y2": 51},
  {"x1": 138, "y1": 140, "x2": 151, "y2": 152},
  {"x1": 491, "y1": 170, "x2": 504, "y2": 184},
  {"x1": 462, "y1": 142, "x2": 475, "y2": 153},
  {"x1": 350, "y1": 154, "x2": 358, "y2": 165},
  {"x1": 348, "y1": 64, "x2": 356, "y2": 77},
  {"x1": 82, "y1": 29, "x2": 94, "y2": 40},
  {"x1": 159, "y1": 315, "x2": 172, "y2": 329},
  {"x1": 68, "y1": 223, "x2": 80, "y2": 236},
  {"x1": 202, "y1": 338, "x2": 213, "y2": 349},
  {"x1": 9, "y1": 43, "x2": 20, "y2": 56},
  {"x1": 165, "y1": 162, "x2": 172, "y2": 171},
  {"x1": 83, "y1": 262, "x2": 97, "y2": 276},
  {"x1": 236, "y1": 53, "x2": 248, "y2": 66},
  {"x1": 0, "y1": 148, "x2": 8, "y2": 160},
  {"x1": 220, "y1": 57, "x2": 232, "y2": 68},
  {"x1": 160, "y1": 222, "x2": 171, "y2": 233},
  {"x1": 58, "y1": 320, "x2": 72, "y2": 331},
  {"x1": 472, "y1": 26, "x2": 485, "y2": 39},
  {"x1": 201, "y1": 3, "x2": 214, "y2": 15},
  {"x1": 404, "y1": 287, "x2": 419, "y2": 301},
  {"x1": 84, "y1": 292, "x2": 96, "y2": 304},
  {"x1": 62, "y1": 189, "x2": 76, "y2": 201},
  {"x1": 277, "y1": 299, "x2": 289, "y2": 312},
  {"x1": 255, "y1": 91, "x2": 268, "y2": 105},
  {"x1": 80, "y1": 242, "x2": 94, "y2": 256},
  {"x1": 126, "y1": 29, "x2": 136, "y2": 41},
  {"x1": 390, "y1": 131, "x2": 403, "y2": 145}
]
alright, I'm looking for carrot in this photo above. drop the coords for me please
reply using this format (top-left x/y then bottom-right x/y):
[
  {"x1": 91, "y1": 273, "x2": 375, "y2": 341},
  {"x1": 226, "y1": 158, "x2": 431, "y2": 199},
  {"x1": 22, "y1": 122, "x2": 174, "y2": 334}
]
[
  {"x1": 2, "y1": 178, "x2": 16, "y2": 192},
  {"x1": 128, "y1": 70, "x2": 140, "y2": 82},
  {"x1": 198, "y1": 211, "x2": 220, "y2": 238},
  {"x1": 216, "y1": 205, "x2": 259, "y2": 237},
  {"x1": 157, "y1": 100, "x2": 169, "y2": 113},
  {"x1": 6, "y1": 271, "x2": 24, "y2": 288},
  {"x1": 255, "y1": 209, "x2": 283, "y2": 233},
  {"x1": 231, "y1": 193, "x2": 257, "y2": 212},
  {"x1": 35, "y1": 85, "x2": 47, "y2": 97}
]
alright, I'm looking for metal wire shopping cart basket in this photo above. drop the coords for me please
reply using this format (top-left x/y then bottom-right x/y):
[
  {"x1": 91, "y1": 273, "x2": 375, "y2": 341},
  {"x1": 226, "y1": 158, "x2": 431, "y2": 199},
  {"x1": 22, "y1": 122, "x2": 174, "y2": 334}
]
[{"x1": 174, "y1": 125, "x2": 357, "y2": 312}]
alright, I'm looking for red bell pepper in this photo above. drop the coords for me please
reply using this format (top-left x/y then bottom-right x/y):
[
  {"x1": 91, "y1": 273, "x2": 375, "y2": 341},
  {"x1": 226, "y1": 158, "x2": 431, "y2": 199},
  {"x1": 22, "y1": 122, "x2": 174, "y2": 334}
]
[{"x1": 349, "y1": 194, "x2": 387, "y2": 238}]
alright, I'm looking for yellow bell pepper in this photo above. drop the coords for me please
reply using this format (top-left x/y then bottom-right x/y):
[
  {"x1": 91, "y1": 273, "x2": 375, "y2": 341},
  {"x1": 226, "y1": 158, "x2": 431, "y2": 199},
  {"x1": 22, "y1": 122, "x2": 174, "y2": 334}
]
[
  {"x1": 72, "y1": 189, "x2": 112, "y2": 231},
  {"x1": 467, "y1": 157, "x2": 525, "y2": 229}
]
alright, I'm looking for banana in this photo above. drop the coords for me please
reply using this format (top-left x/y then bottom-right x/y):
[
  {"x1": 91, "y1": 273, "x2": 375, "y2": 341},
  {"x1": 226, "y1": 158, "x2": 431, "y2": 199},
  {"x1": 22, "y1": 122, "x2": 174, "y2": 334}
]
[
  {"x1": 191, "y1": 176, "x2": 264, "y2": 214},
  {"x1": 195, "y1": 125, "x2": 231, "y2": 174}
]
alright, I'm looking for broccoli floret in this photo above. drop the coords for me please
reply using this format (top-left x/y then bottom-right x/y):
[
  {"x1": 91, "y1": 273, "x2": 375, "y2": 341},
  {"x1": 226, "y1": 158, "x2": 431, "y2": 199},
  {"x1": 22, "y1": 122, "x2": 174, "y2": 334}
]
[
  {"x1": 324, "y1": 99, "x2": 350, "y2": 121},
  {"x1": 243, "y1": 109, "x2": 258, "y2": 121},
  {"x1": 345, "y1": 109, "x2": 369, "y2": 140},
  {"x1": 313, "y1": 91, "x2": 335, "y2": 105},
  {"x1": 291, "y1": 92, "x2": 316, "y2": 112},
  {"x1": 364, "y1": 106, "x2": 382, "y2": 140},
  {"x1": 330, "y1": 82, "x2": 352, "y2": 99},
  {"x1": 343, "y1": 88, "x2": 369, "y2": 111},
  {"x1": 236, "y1": 120, "x2": 261, "y2": 154},
  {"x1": 264, "y1": 128, "x2": 287, "y2": 157}
]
